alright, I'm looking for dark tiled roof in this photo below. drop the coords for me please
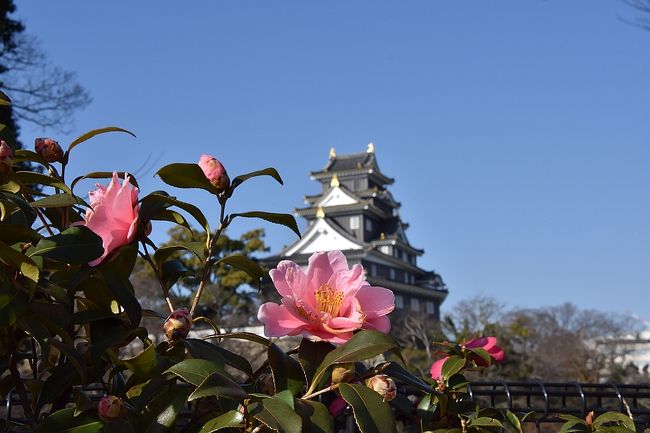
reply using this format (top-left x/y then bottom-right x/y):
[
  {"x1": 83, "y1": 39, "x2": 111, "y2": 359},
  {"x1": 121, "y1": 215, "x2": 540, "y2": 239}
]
[{"x1": 325, "y1": 152, "x2": 376, "y2": 172}]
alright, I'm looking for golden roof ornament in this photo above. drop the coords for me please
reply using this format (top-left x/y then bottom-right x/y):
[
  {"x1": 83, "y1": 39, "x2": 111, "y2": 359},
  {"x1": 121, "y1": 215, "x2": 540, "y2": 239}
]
[
  {"x1": 330, "y1": 173, "x2": 340, "y2": 187},
  {"x1": 329, "y1": 147, "x2": 336, "y2": 159},
  {"x1": 367, "y1": 142, "x2": 375, "y2": 153},
  {"x1": 316, "y1": 206, "x2": 325, "y2": 219},
  {"x1": 379, "y1": 232, "x2": 386, "y2": 240}
]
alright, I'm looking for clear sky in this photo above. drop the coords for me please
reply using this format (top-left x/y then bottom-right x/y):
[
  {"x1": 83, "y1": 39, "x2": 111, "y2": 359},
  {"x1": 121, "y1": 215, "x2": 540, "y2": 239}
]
[{"x1": 14, "y1": 1, "x2": 650, "y2": 320}]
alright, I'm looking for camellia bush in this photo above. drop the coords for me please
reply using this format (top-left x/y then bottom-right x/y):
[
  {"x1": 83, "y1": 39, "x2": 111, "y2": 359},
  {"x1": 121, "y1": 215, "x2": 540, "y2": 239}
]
[{"x1": 0, "y1": 104, "x2": 640, "y2": 432}]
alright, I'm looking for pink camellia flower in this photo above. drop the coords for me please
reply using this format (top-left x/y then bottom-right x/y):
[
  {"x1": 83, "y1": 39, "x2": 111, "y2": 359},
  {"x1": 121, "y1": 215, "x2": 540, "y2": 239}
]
[
  {"x1": 35, "y1": 137, "x2": 64, "y2": 163},
  {"x1": 257, "y1": 251, "x2": 395, "y2": 344},
  {"x1": 429, "y1": 356, "x2": 448, "y2": 380},
  {"x1": 82, "y1": 172, "x2": 140, "y2": 266},
  {"x1": 0, "y1": 140, "x2": 13, "y2": 181},
  {"x1": 198, "y1": 154, "x2": 229, "y2": 192},
  {"x1": 98, "y1": 395, "x2": 127, "y2": 422},
  {"x1": 366, "y1": 374, "x2": 397, "y2": 402},
  {"x1": 163, "y1": 307, "x2": 192, "y2": 341},
  {"x1": 464, "y1": 336, "x2": 505, "y2": 366}
]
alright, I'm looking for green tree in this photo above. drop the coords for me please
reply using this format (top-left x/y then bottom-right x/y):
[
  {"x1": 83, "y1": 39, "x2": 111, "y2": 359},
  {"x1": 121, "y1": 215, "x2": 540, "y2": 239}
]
[{"x1": 133, "y1": 225, "x2": 269, "y2": 327}]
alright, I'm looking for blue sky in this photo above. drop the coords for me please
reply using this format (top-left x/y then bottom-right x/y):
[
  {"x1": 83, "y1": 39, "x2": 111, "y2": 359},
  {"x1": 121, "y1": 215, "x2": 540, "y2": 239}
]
[{"x1": 14, "y1": 1, "x2": 650, "y2": 320}]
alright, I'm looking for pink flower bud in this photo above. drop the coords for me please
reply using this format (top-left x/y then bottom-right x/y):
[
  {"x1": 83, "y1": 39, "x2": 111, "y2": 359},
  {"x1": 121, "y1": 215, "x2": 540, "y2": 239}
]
[
  {"x1": 365, "y1": 374, "x2": 397, "y2": 402},
  {"x1": 331, "y1": 363, "x2": 355, "y2": 384},
  {"x1": 163, "y1": 307, "x2": 192, "y2": 341},
  {"x1": 98, "y1": 395, "x2": 126, "y2": 422},
  {"x1": 35, "y1": 137, "x2": 64, "y2": 163},
  {"x1": 198, "y1": 154, "x2": 229, "y2": 193},
  {"x1": 0, "y1": 140, "x2": 13, "y2": 181}
]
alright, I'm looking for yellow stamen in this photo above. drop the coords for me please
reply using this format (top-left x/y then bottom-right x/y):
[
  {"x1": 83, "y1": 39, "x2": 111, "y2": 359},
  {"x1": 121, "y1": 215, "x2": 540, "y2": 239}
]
[{"x1": 315, "y1": 284, "x2": 344, "y2": 316}]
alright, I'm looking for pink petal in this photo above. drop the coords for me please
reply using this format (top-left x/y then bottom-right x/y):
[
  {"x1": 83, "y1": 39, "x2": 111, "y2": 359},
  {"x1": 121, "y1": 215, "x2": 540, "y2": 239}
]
[
  {"x1": 306, "y1": 251, "x2": 349, "y2": 286},
  {"x1": 430, "y1": 357, "x2": 448, "y2": 380},
  {"x1": 327, "y1": 264, "x2": 364, "y2": 296},
  {"x1": 363, "y1": 315, "x2": 391, "y2": 333},
  {"x1": 355, "y1": 285, "x2": 395, "y2": 318},
  {"x1": 258, "y1": 302, "x2": 307, "y2": 337},
  {"x1": 489, "y1": 347, "x2": 505, "y2": 363},
  {"x1": 270, "y1": 260, "x2": 308, "y2": 298}
]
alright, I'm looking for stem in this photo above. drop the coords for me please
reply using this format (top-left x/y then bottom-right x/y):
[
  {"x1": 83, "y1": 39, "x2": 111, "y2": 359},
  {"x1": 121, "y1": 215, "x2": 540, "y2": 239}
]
[
  {"x1": 189, "y1": 197, "x2": 228, "y2": 317},
  {"x1": 24, "y1": 192, "x2": 55, "y2": 236},
  {"x1": 302, "y1": 383, "x2": 340, "y2": 400}
]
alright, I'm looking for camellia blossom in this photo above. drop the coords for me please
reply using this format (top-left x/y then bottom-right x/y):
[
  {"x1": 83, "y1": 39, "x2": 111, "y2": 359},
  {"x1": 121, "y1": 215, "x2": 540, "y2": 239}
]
[
  {"x1": 430, "y1": 335, "x2": 505, "y2": 380},
  {"x1": 82, "y1": 172, "x2": 140, "y2": 266},
  {"x1": 257, "y1": 250, "x2": 395, "y2": 344}
]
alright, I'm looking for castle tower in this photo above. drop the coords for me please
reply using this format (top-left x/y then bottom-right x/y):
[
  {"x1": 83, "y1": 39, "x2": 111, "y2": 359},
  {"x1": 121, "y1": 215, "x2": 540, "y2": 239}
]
[{"x1": 262, "y1": 144, "x2": 448, "y2": 318}]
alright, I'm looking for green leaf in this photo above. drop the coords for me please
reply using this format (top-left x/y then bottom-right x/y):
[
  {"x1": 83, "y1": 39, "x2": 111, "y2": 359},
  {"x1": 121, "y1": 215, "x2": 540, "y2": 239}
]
[
  {"x1": 0, "y1": 90, "x2": 11, "y2": 105},
  {"x1": 103, "y1": 420, "x2": 134, "y2": 433},
  {"x1": 338, "y1": 382, "x2": 397, "y2": 433},
  {"x1": 154, "y1": 245, "x2": 201, "y2": 269},
  {"x1": 505, "y1": 410, "x2": 523, "y2": 433},
  {"x1": 146, "y1": 193, "x2": 210, "y2": 234},
  {"x1": 0, "y1": 240, "x2": 39, "y2": 282},
  {"x1": 559, "y1": 419, "x2": 587, "y2": 433},
  {"x1": 8, "y1": 171, "x2": 72, "y2": 194},
  {"x1": 381, "y1": 362, "x2": 434, "y2": 394},
  {"x1": 298, "y1": 339, "x2": 335, "y2": 389},
  {"x1": 67, "y1": 126, "x2": 136, "y2": 153},
  {"x1": 143, "y1": 386, "x2": 188, "y2": 433},
  {"x1": 156, "y1": 163, "x2": 220, "y2": 194},
  {"x1": 188, "y1": 371, "x2": 248, "y2": 401},
  {"x1": 165, "y1": 358, "x2": 225, "y2": 386},
  {"x1": 308, "y1": 330, "x2": 397, "y2": 394},
  {"x1": 13, "y1": 149, "x2": 48, "y2": 167},
  {"x1": 441, "y1": 356, "x2": 466, "y2": 381},
  {"x1": 121, "y1": 343, "x2": 159, "y2": 379},
  {"x1": 32, "y1": 407, "x2": 102, "y2": 433},
  {"x1": 230, "y1": 211, "x2": 300, "y2": 239},
  {"x1": 228, "y1": 167, "x2": 283, "y2": 195},
  {"x1": 203, "y1": 331, "x2": 272, "y2": 347},
  {"x1": 30, "y1": 193, "x2": 88, "y2": 208},
  {"x1": 100, "y1": 270, "x2": 142, "y2": 327},
  {"x1": 593, "y1": 412, "x2": 636, "y2": 431},
  {"x1": 249, "y1": 396, "x2": 302, "y2": 433},
  {"x1": 268, "y1": 343, "x2": 306, "y2": 395},
  {"x1": 295, "y1": 399, "x2": 334, "y2": 433},
  {"x1": 184, "y1": 339, "x2": 253, "y2": 377},
  {"x1": 0, "y1": 223, "x2": 42, "y2": 244},
  {"x1": 198, "y1": 410, "x2": 245, "y2": 433},
  {"x1": 35, "y1": 366, "x2": 78, "y2": 415},
  {"x1": 151, "y1": 210, "x2": 192, "y2": 233},
  {"x1": 469, "y1": 417, "x2": 503, "y2": 428},
  {"x1": 217, "y1": 254, "x2": 266, "y2": 286},
  {"x1": 30, "y1": 226, "x2": 103, "y2": 264},
  {"x1": 47, "y1": 338, "x2": 87, "y2": 385},
  {"x1": 160, "y1": 259, "x2": 193, "y2": 291}
]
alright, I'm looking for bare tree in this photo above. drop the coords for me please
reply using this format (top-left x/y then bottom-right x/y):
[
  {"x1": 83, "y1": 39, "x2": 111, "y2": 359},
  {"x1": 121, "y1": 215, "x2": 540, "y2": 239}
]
[
  {"x1": 1, "y1": 34, "x2": 91, "y2": 130},
  {"x1": 622, "y1": 0, "x2": 650, "y2": 31}
]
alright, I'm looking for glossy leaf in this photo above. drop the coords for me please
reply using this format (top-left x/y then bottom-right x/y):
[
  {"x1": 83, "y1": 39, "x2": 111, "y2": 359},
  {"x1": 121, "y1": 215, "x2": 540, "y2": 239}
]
[
  {"x1": 298, "y1": 339, "x2": 335, "y2": 389},
  {"x1": 154, "y1": 245, "x2": 201, "y2": 269},
  {"x1": 188, "y1": 371, "x2": 247, "y2": 401},
  {"x1": 249, "y1": 396, "x2": 302, "y2": 433},
  {"x1": 309, "y1": 330, "x2": 397, "y2": 394},
  {"x1": 505, "y1": 410, "x2": 523, "y2": 433},
  {"x1": 268, "y1": 343, "x2": 305, "y2": 395},
  {"x1": 146, "y1": 192, "x2": 210, "y2": 234},
  {"x1": 8, "y1": 171, "x2": 72, "y2": 194},
  {"x1": 160, "y1": 259, "x2": 193, "y2": 291},
  {"x1": 165, "y1": 358, "x2": 225, "y2": 386},
  {"x1": 198, "y1": 410, "x2": 245, "y2": 433},
  {"x1": 230, "y1": 211, "x2": 300, "y2": 239},
  {"x1": 295, "y1": 400, "x2": 334, "y2": 433},
  {"x1": 30, "y1": 193, "x2": 87, "y2": 208},
  {"x1": 156, "y1": 163, "x2": 220, "y2": 194},
  {"x1": 203, "y1": 331, "x2": 272, "y2": 347},
  {"x1": 441, "y1": 356, "x2": 466, "y2": 381},
  {"x1": 470, "y1": 417, "x2": 503, "y2": 428},
  {"x1": 593, "y1": 412, "x2": 636, "y2": 431},
  {"x1": 230, "y1": 167, "x2": 283, "y2": 191},
  {"x1": 101, "y1": 270, "x2": 142, "y2": 327},
  {"x1": 143, "y1": 386, "x2": 188, "y2": 433},
  {"x1": 184, "y1": 338, "x2": 253, "y2": 377},
  {"x1": 67, "y1": 126, "x2": 136, "y2": 153},
  {"x1": 0, "y1": 223, "x2": 42, "y2": 243},
  {"x1": 0, "y1": 240, "x2": 39, "y2": 282},
  {"x1": 32, "y1": 407, "x2": 102, "y2": 433},
  {"x1": 29, "y1": 226, "x2": 103, "y2": 264},
  {"x1": 151, "y1": 210, "x2": 192, "y2": 233},
  {"x1": 381, "y1": 362, "x2": 435, "y2": 394},
  {"x1": 121, "y1": 343, "x2": 159, "y2": 378},
  {"x1": 339, "y1": 382, "x2": 396, "y2": 433}
]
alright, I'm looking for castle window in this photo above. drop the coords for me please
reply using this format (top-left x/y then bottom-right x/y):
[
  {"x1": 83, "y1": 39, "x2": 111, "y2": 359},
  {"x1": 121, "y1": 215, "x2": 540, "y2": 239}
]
[
  {"x1": 395, "y1": 295, "x2": 404, "y2": 309},
  {"x1": 426, "y1": 301, "x2": 435, "y2": 315},
  {"x1": 349, "y1": 216, "x2": 360, "y2": 230},
  {"x1": 380, "y1": 245, "x2": 391, "y2": 255},
  {"x1": 365, "y1": 218, "x2": 373, "y2": 231},
  {"x1": 403, "y1": 272, "x2": 409, "y2": 283},
  {"x1": 410, "y1": 298, "x2": 420, "y2": 312},
  {"x1": 370, "y1": 263, "x2": 377, "y2": 276},
  {"x1": 389, "y1": 268, "x2": 395, "y2": 280}
]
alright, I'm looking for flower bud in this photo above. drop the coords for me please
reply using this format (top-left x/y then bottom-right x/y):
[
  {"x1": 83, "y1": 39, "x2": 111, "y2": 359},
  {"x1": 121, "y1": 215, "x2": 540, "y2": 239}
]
[
  {"x1": 331, "y1": 363, "x2": 355, "y2": 384},
  {"x1": 198, "y1": 154, "x2": 229, "y2": 193},
  {"x1": 585, "y1": 411, "x2": 595, "y2": 428},
  {"x1": 0, "y1": 140, "x2": 13, "y2": 181},
  {"x1": 98, "y1": 395, "x2": 127, "y2": 422},
  {"x1": 163, "y1": 307, "x2": 192, "y2": 341},
  {"x1": 365, "y1": 374, "x2": 397, "y2": 402},
  {"x1": 35, "y1": 137, "x2": 64, "y2": 163}
]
